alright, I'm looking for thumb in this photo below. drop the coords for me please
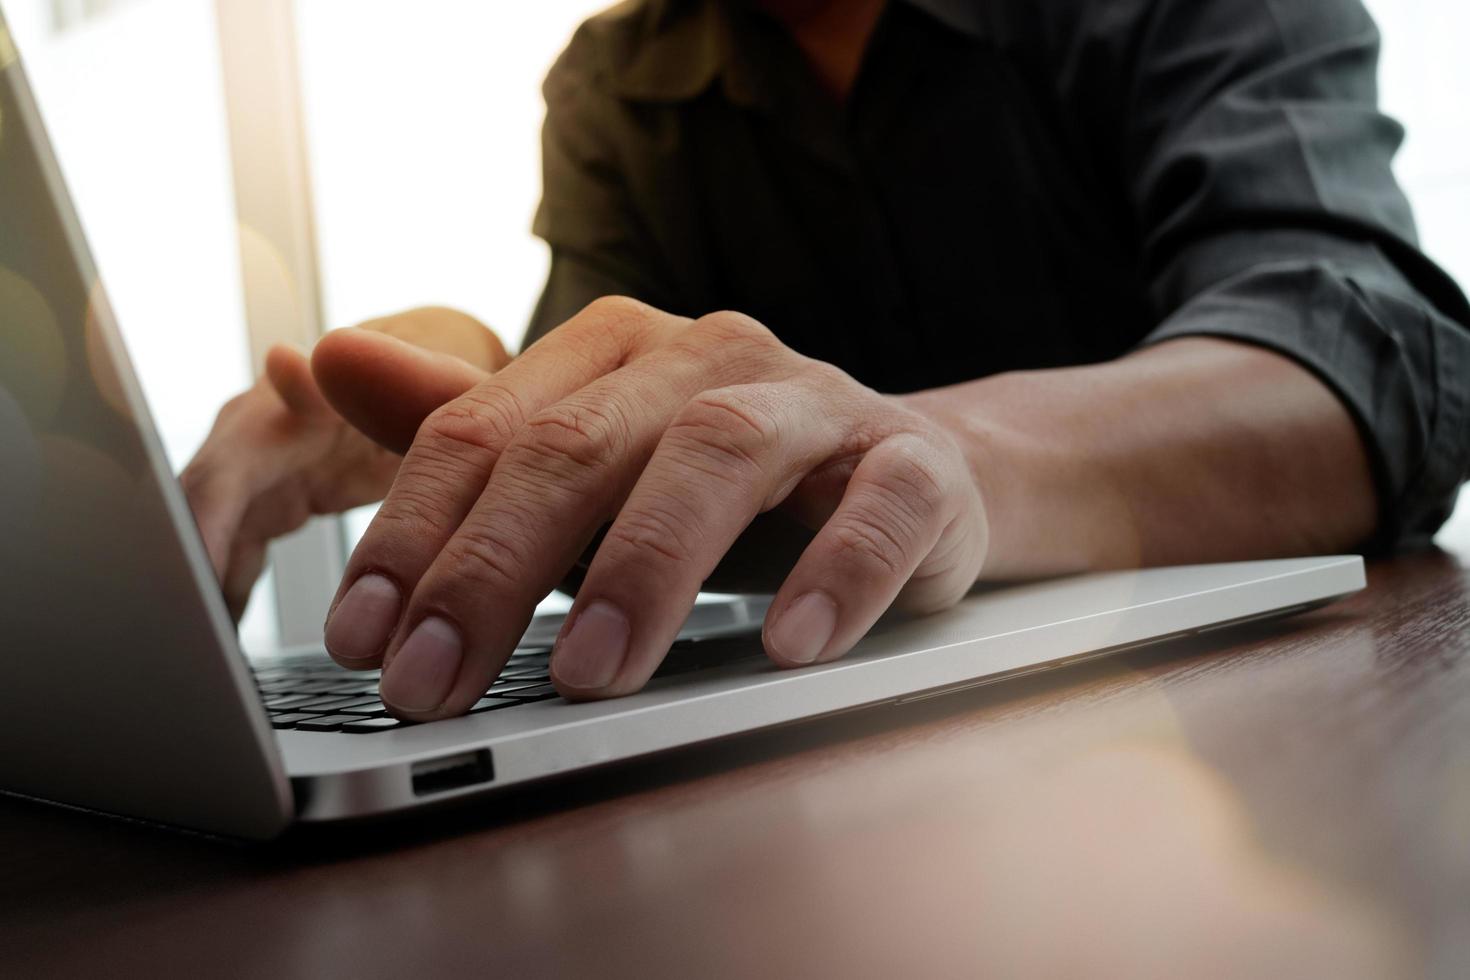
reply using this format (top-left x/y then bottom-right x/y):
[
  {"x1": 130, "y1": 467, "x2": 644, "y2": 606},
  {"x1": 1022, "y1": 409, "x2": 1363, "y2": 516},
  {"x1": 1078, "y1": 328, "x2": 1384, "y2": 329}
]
[{"x1": 311, "y1": 326, "x2": 490, "y2": 455}]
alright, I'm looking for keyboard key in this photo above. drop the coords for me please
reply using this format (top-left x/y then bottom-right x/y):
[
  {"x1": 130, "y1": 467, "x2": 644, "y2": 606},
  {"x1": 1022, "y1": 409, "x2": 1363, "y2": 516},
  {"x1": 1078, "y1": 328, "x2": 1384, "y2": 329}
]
[
  {"x1": 498, "y1": 668, "x2": 551, "y2": 681},
  {"x1": 338, "y1": 702, "x2": 388, "y2": 715},
  {"x1": 287, "y1": 667, "x2": 379, "y2": 681},
  {"x1": 324, "y1": 682, "x2": 380, "y2": 696},
  {"x1": 291, "y1": 695, "x2": 362, "y2": 711},
  {"x1": 488, "y1": 680, "x2": 552, "y2": 695},
  {"x1": 292, "y1": 680, "x2": 350, "y2": 694},
  {"x1": 340, "y1": 717, "x2": 405, "y2": 732},
  {"x1": 331, "y1": 695, "x2": 381, "y2": 706},
  {"x1": 263, "y1": 694, "x2": 320, "y2": 710},
  {"x1": 269, "y1": 713, "x2": 317, "y2": 729},
  {"x1": 293, "y1": 714, "x2": 361, "y2": 731},
  {"x1": 468, "y1": 698, "x2": 521, "y2": 713},
  {"x1": 494, "y1": 683, "x2": 559, "y2": 700},
  {"x1": 251, "y1": 663, "x2": 380, "y2": 680}
]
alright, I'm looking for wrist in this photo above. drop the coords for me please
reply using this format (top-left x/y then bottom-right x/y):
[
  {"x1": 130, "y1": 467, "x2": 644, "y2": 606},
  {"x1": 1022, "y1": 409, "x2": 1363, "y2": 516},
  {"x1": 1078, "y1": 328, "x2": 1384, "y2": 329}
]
[
  {"x1": 895, "y1": 386, "x2": 1024, "y2": 580},
  {"x1": 895, "y1": 377, "x2": 1126, "y2": 580}
]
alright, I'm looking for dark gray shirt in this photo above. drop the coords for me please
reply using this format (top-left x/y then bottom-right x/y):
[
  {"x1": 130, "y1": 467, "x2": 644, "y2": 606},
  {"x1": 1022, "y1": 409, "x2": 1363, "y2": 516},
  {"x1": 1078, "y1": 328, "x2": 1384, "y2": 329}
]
[{"x1": 526, "y1": 0, "x2": 1470, "y2": 548}]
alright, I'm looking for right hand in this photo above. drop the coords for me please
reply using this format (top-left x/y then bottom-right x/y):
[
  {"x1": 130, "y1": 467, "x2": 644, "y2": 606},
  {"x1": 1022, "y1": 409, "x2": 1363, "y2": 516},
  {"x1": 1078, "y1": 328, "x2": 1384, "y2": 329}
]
[{"x1": 182, "y1": 307, "x2": 509, "y2": 621}]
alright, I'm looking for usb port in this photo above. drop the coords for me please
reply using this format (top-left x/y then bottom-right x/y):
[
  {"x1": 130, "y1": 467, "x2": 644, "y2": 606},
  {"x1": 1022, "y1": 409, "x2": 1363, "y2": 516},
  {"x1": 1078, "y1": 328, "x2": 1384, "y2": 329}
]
[{"x1": 409, "y1": 749, "x2": 494, "y2": 796}]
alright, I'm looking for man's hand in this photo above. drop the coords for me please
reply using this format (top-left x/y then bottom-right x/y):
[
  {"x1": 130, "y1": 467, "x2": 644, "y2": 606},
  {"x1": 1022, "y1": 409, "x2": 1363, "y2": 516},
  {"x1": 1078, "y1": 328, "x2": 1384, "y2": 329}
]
[
  {"x1": 182, "y1": 307, "x2": 509, "y2": 621},
  {"x1": 323, "y1": 297, "x2": 991, "y2": 717}
]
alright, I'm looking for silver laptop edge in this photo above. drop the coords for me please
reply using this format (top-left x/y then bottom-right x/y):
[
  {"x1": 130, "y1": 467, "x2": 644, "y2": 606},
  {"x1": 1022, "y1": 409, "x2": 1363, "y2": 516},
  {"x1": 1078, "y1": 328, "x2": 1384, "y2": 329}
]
[
  {"x1": 283, "y1": 555, "x2": 1363, "y2": 823},
  {"x1": 0, "y1": 16, "x2": 1365, "y2": 840}
]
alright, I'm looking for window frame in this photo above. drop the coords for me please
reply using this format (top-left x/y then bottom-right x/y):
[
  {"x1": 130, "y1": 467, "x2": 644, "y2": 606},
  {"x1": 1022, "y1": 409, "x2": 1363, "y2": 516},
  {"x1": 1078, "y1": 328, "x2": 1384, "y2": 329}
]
[{"x1": 215, "y1": 0, "x2": 344, "y2": 647}]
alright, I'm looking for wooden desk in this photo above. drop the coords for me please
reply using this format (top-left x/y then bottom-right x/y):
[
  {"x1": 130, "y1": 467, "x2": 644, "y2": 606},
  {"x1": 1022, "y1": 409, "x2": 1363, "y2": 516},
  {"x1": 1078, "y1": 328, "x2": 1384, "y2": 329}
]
[{"x1": 4, "y1": 551, "x2": 1467, "y2": 979}]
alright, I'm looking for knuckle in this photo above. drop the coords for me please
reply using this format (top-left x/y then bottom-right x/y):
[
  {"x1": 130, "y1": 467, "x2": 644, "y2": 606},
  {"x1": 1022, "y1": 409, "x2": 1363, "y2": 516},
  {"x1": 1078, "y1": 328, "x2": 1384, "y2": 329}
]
[
  {"x1": 583, "y1": 294, "x2": 658, "y2": 325},
  {"x1": 870, "y1": 437, "x2": 952, "y2": 523},
  {"x1": 564, "y1": 296, "x2": 665, "y2": 367},
  {"x1": 420, "y1": 385, "x2": 527, "y2": 458},
  {"x1": 682, "y1": 312, "x2": 787, "y2": 370},
  {"x1": 579, "y1": 296, "x2": 661, "y2": 343},
  {"x1": 509, "y1": 397, "x2": 632, "y2": 477},
  {"x1": 220, "y1": 388, "x2": 256, "y2": 417},
  {"x1": 693, "y1": 310, "x2": 774, "y2": 345},
  {"x1": 603, "y1": 500, "x2": 705, "y2": 571},
  {"x1": 824, "y1": 442, "x2": 956, "y2": 579},
  {"x1": 178, "y1": 459, "x2": 212, "y2": 497},
  {"x1": 654, "y1": 312, "x2": 788, "y2": 382},
  {"x1": 898, "y1": 571, "x2": 970, "y2": 615},
  {"x1": 369, "y1": 452, "x2": 479, "y2": 544},
  {"x1": 437, "y1": 522, "x2": 532, "y2": 595},
  {"x1": 665, "y1": 387, "x2": 779, "y2": 474},
  {"x1": 801, "y1": 358, "x2": 857, "y2": 392},
  {"x1": 826, "y1": 512, "x2": 911, "y2": 578},
  {"x1": 687, "y1": 311, "x2": 784, "y2": 364},
  {"x1": 899, "y1": 522, "x2": 982, "y2": 613},
  {"x1": 367, "y1": 487, "x2": 450, "y2": 546}
]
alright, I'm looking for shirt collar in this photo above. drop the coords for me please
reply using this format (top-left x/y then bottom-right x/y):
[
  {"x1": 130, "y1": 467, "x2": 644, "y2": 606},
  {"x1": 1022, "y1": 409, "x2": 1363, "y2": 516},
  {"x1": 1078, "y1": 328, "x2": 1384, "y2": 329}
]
[{"x1": 608, "y1": 0, "x2": 985, "y2": 103}]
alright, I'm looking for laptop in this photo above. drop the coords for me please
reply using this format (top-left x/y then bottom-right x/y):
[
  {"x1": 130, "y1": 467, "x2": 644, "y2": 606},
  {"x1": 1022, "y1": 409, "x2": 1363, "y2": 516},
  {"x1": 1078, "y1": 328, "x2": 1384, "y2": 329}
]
[{"x1": 0, "y1": 19, "x2": 1365, "y2": 840}]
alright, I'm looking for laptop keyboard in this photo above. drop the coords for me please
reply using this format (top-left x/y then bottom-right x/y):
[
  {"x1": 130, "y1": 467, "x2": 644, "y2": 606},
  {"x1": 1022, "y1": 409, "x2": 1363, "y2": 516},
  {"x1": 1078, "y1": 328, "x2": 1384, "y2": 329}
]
[{"x1": 252, "y1": 648, "x2": 556, "y2": 734}]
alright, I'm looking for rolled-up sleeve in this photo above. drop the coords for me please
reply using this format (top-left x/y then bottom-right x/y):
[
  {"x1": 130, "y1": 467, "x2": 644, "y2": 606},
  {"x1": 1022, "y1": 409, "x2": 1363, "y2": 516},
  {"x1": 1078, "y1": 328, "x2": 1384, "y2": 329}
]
[{"x1": 1054, "y1": 0, "x2": 1470, "y2": 547}]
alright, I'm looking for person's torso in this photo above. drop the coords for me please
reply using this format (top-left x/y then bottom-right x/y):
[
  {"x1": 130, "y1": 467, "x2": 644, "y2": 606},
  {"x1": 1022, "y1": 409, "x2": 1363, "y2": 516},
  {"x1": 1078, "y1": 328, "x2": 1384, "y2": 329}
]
[{"x1": 592, "y1": 0, "x2": 1153, "y2": 392}]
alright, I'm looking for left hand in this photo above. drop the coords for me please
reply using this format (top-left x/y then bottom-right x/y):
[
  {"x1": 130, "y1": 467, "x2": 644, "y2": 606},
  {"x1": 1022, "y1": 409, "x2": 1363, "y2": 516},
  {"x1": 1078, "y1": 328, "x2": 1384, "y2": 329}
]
[{"x1": 321, "y1": 297, "x2": 990, "y2": 718}]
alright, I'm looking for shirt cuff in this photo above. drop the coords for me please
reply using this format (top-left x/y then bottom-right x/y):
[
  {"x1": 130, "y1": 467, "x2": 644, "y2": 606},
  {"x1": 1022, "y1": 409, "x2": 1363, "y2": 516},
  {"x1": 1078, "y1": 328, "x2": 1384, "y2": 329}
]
[{"x1": 1139, "y1": 260, "x2": 1470, "y2": 550}]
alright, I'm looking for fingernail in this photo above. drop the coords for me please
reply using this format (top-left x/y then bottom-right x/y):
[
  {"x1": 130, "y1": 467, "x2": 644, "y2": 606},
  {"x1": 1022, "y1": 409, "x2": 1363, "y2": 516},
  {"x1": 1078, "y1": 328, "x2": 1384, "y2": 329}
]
[
  {"x1": 768, "y1": 592, "x2": 837, "y2": 665},
  {"x1": 324, "y1": 574, "x2": 400, "y2": 662},
  {"x1": 381, "y1": 617, "x2": 463, "y2": 712},
  {"x1": 552, "y1": 601, "x2": 630, "y2": 690}
]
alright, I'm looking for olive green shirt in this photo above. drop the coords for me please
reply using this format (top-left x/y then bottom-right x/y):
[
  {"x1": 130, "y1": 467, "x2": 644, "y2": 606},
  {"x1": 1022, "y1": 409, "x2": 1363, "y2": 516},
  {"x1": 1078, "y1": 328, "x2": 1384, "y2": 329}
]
[{"x1": 526, "y1": 0, "x2": 1470, "y2": 547}]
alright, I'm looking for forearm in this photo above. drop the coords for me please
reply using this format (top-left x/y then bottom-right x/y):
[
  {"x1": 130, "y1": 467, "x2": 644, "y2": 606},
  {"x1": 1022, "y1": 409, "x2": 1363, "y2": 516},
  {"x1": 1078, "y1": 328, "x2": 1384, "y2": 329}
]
[{"x1": 901, "y1": 337, "x2": 1378, "y2": 580}]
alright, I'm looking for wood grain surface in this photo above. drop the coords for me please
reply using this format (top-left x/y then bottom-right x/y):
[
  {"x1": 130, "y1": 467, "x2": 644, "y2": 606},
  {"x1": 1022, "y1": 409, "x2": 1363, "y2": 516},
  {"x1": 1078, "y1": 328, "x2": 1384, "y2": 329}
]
[{"x1": 3, "y1": 550, "x2": 1467, "y2": 979}]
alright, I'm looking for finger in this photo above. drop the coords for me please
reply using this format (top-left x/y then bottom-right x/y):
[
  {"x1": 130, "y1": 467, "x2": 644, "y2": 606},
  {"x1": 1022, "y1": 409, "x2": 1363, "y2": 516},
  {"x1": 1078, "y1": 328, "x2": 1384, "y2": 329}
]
[
  {"x1": 222, "y1": 536, "x2": 268, "y2": 623},
  {"x1": 371, "y1": 311, "x2": 784, "y2": 717},
  {"x1": 549, "y1": 379, "x2": 849, "y2": 699},
  {"x1": 264, "y1": 344, "x2": 331, "y2": 418},
  {"x1": 182, "y1": 454, "x2": 280, "y2": 614},
  {"x1": 180, "y1": 457, "x2": 250, "y2": 581},
  {"x1": 358, "y1": 306, "x2": 512, "y2": 373},
  {"x1": 322, "y1": 297, "x2": 682, "y2": 674},
  {"x1": 180, "y1": 388, "x2": 286, "y2": 580},
  {"x1": 762, "y1": 433, "x2": 987, "y2": 667},
  {"x1": 312, "y1": 327, "x2": 492, "y2": 454}
]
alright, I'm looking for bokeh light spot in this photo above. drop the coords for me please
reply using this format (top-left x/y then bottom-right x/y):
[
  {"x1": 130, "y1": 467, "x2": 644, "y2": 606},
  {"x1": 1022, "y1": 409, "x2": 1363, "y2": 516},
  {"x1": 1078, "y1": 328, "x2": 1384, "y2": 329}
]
[
  {"x1": 84, "y1": 278, "x2": 135, "y2": 422},
  {"x1": 0, "y1": 386, "x2": 41, "y2": 548},
  {"x1": 0, "y1": 264, "x2": 68, "y2": 425},
  {"x1": 0, "y1": 20, "x2": 16, "y2": 73}
]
